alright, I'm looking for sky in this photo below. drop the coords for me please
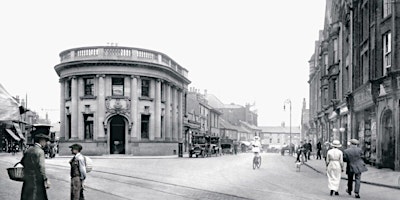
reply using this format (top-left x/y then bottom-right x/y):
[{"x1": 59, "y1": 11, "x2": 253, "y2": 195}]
[{"x1": 0, "y1": 0, "x2": 326, "y2": 127}]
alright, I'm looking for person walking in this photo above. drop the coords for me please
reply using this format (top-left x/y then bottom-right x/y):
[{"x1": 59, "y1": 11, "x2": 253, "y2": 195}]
[
  {"x1": 20, "y1": 133, "x2": 51, "y2": 200},
  {"x1": 306, "y1": 140, "x2": 312, "y2": 160},
  {"x1": 326, "y1": 140, "x2": 344, "y2": 196},
  {"x1": 316, "y1": 141, "x2": 322, "y2": 160},
  {"x1": 344, "y1": 139, "x2": 368, "y2": 199},
  {"x1": 69, "y1": 143, "x2": 86, "y2": 200},
  {"x1": 301, "y1": 140, "x2": 308, "y2": 162}
]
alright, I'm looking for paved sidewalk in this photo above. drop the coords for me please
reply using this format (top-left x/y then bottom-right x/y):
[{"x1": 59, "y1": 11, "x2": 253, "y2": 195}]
[{"x1": 302, "y1": 157, "x2": 400, "y2": 189}]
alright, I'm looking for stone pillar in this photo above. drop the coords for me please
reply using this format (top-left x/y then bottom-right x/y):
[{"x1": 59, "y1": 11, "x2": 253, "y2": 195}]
[
  {"x1": 178, "y1": 88, "x2": 183, "y2": 142},
  {"x1": 165, "y1": 83, "x2": 171, "y2": 140},
  {"x1": 130, "y1": 76, "x2": 139, "y2": 139},
  {"x1": 59, "y1": 79, "x2": 66, "y2": 140},
  {"x1": 137, "y1": 77, "x2": 142, "y2": 141},
  {"x1": 149, "y1": 80, "x2": 155, "y2": 140},
  {"x1": 155, "y1": 79, "x2": 161, "y2": 140},
  {"x1": 171, "y1": 86, "x2": 177, "y2": 141},
  {"x1": 97, "y1": 74, "x2": 106, "y2": 140},
  {"x1": 78, "y1": 78, "x2": 84, "y2": 139},
  {"x1": 71, "y1": 76, "x2": 78, "y2": 140}
]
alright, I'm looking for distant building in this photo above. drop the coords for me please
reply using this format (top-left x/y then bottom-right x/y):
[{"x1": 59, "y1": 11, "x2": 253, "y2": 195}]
[
  {"x1": 54, "y1": 46, "x2": 190, "y2": 155},
  {"x1": 259, "y1": 124, "x2": 301, "y2": 149}
]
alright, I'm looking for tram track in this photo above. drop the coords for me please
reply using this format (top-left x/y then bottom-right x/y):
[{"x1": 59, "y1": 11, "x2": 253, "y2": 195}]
[{"x1": 47, "y1": 163, "x2": 253, "y2": 200}]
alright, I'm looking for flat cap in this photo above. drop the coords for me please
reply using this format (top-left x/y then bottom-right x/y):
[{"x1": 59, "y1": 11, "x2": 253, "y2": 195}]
[
  {"x1": 69, "y1": 143, "x2": 83, "y2": 151},
  {"x1": 35, "y1": 133, "x2": 50, "y2": 141},
  {"x1": 349, "y1": 139, "x2": 359, "y2": 145}
]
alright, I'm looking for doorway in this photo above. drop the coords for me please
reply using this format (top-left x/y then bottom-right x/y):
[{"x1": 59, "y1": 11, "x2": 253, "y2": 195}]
[
  {"x1": 110, "y1": 115, "x2": 126, "y2": 154},
  {"x1": 381, "y1": 110, "x2": 395, "y2": 169}
]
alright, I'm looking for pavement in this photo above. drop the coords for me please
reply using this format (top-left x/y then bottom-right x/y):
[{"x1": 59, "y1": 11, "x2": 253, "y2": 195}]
[{"x1": 300, "y1": 156, "x2": 400, "y2": 190}]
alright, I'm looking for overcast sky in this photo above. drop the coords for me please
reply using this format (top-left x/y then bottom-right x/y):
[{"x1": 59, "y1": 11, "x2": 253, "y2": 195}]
[{"x1": 0, "y1": 0, "x2": 326, "y2": 127}]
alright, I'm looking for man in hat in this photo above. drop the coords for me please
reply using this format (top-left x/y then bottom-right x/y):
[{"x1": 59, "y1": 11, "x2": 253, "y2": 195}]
[
  {"x1": 20, "y1": 133, "x2": 51, "y2": 200},
  {"x1": 344, "y1": 139, "x2": 368, "y2": 199},
  {"x1": 69, "y1": 143, "x2": 86, "y2": 200}
]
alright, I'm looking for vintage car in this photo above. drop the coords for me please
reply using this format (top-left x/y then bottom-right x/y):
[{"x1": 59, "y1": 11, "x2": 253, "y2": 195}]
[
  {"x1": 189, "y1": 134, "x2": 207, "y2": 158},
  {"x1": 206, "y1": 136, "x2": 220, "y2": 157},
  {"x1": 221, "y1": 138, "x2": 234, "y2": 154}
]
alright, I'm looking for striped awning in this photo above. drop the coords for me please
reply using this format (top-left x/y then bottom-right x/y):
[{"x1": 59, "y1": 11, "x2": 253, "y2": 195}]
[
  {"x1": 6, "y1": 128, "x2": 20, "y2": 141},
  {"x1": 13, "y1": 122, "x2": 25, "y2": 140}
]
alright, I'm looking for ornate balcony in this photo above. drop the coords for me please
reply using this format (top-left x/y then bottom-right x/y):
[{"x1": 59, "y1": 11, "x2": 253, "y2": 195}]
[{"x1": 59, "y1": 46, "x2": 188, "y2": 78}]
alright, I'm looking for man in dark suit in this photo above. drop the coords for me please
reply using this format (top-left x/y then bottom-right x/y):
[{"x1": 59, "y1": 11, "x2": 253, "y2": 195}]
[
  {"x1": 20, "y1": 133, "x2": 51, "y2": 200},
  {"x1": 306, "y1": 140, "x2": 312, "y2": 160},
  {"x1": 343, "y1": 139, "x2": 368, "y2": 199}
]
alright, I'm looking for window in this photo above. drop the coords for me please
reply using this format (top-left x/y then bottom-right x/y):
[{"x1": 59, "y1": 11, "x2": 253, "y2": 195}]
[
  {"x1": 161, "y1": 82, "x2": 165, "y2": 101},
  {"x1": 333, "y1": 38, "x2": 338, "y2": 63},
  {"x1": 141, "y1": 79, "x2": 150, "y2": 97},
  {"x1": 332, "y1": 79, "x2": 337, "y2": 99},
  {"x1": 84, "y1": 78, "x2": 94, "y2": 96},
  {"x1": 67, "y1": 114, "x2": 71, "y2": 139},
  {"x1": 67, "y1": 79, "x2": 72, "y2": 98},
  {"x1": 324, "y1": 88, "x2": 328, "y2": 105},
  {"x1": 383, "y1": 32, "x2": 392, "y2": 75},
  {"x1": 141, "y1": 114, "x2": 150, "y2": 139},
  {"x1": 112, "y1": 77, "x2": 124, "y2": 96},
  {"x1": 269, "y1": 138, "x2": 272, "y2": 143},
  {"x1": 84, "y1": 114, "x2": 94, "y2": 139},
  {"x1": 383, "y1": 0, "x2": 392, "y2": 18},
  {"x1": 324, "y1": 54, "x2": 328, "y2": 75}
]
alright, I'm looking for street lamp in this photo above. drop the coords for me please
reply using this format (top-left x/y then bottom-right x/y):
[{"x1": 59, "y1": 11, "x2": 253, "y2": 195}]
[{"x1": 283, "y1": 99, "x2": 292, "y2": 153}]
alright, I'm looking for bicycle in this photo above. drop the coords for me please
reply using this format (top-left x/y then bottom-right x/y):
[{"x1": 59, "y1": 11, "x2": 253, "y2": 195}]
[{"x1": 253, "y1": 153, "x2": 261, "y2": 169}]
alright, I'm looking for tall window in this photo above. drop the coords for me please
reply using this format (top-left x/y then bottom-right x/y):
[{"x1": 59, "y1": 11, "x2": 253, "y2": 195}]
[
  {"x1": 112, "y1": 77, "x2": 124, "y2": 96},
  {"x1": 160, "y1": 82, "x2": 165, "y2": 101},
  {"x1": 141, "y1": 79, "x2": 150, "y2": 97},
  {"x1": 383, "y1": 32, "x2": 392, "y2": 76},
  {"x1": 84, "y1": 78, "x2": 94, "y2": 96},
  {"x1": 84, "y1": 114, "x2": 94, "y2": 139},
  {"x1": 324, "y1": 54, "x2": 329, "y2": 75},
  {"x1": 67, "y1": 114, "x2": 71, "y2": 139},
  {"x1": 333, "y1": 38, "x2": 338, "y2": 63},
  {"x1": 67, "y1": 79, "x2": 72, "y2": 98},
  {"x1": 332, "y1": 79, "x2": 337, "y2": 99},
  {"x1": 141, "y1": 114, "x2": 150, "y2": 139},
  {"x1": 383, "y1": 0, "x2": 392, "y2": 18}
]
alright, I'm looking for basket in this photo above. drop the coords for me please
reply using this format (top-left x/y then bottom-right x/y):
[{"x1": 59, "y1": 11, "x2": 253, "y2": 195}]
[{"x1": 7, "y1": 162, "x2": 24, "y2": 182}]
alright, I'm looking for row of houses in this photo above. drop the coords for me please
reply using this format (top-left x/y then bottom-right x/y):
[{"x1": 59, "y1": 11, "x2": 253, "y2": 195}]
[
  {"x1": 308, "y1": 0, "x2": 400, "y2": 170},
  {"x1": 185, "y1": 88, "x2": 301, "y2": 151}
]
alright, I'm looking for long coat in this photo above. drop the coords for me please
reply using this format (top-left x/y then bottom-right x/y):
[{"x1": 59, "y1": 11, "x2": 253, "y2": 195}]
[
  {"x1": 344, "y1": 146, "x2": 368, "y2": 174},
  {"x1": 20, "y1": 143, "x2": 48, "y2": 200},
  {"x1": 326, "y1": 148, "x2": 344, "y2": 191}
]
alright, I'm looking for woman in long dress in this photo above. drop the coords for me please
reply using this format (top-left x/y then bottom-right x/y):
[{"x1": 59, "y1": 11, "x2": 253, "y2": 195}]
[{"x1": 326, "y1": 139, "x2": 344, "y2": 196}]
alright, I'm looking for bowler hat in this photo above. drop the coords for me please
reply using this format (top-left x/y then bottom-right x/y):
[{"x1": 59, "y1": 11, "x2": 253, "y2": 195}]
[
  {"x1": 69, "y1": 143, "x2": 83, "y2": 151},
  {"x1": 331, "y1": 140, "x2": 342, "y2": 148},
  {"x1": 35, "y1": 133, "x2": 50, "y2": 141},
  {"x1": 349, "y1": 139, "x2": 359, "y2": 145}
]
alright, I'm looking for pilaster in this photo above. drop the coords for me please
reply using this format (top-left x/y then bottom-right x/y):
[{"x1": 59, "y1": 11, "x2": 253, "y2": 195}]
[{"x1": 71, "y1": 76, "x2": 78, "y2": 140}]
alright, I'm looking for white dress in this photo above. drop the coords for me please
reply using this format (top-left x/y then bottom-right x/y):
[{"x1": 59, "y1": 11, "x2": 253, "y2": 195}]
[
  {"x1": 326, "y1": 148, "x2": 344, "y2": 191},
  {"x1": 251, "y1": 141, "x2": 261, "y2": 153}
]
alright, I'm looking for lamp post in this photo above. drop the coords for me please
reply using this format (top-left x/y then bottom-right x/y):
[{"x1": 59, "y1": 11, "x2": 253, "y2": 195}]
[{"x1": 284, "y1": 99, "x2": 292, "y2": 154}]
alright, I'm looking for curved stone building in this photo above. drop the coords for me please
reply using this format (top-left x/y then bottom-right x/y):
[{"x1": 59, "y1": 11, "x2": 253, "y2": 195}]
[{"x1": 54, "y1": 46, "x2": 190, "y2": 155}]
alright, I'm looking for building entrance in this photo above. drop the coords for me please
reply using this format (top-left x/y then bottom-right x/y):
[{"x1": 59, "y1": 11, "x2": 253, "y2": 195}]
[
  {"x1": 381, "y1": 110, "x2": 395, "y2": 169},
  {"x1": 110, "y1": 115, "x2": 126, "y2": 154}
]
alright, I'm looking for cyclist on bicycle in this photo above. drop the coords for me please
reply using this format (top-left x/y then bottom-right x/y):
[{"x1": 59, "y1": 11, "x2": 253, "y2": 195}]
[{"x1": 251, "y1": 136, "x2": 262, "y2": 158}]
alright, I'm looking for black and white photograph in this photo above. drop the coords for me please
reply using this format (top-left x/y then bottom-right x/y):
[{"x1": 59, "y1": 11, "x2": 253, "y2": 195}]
[{"x1": 1, "y1": 0, "x2": 400, "y2": 199}]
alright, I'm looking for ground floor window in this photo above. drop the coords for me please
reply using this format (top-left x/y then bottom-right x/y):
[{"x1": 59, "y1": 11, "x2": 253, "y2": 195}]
[
  {"x1": 67, "y1": 115, "x2": 71, "y2": 139},
  {"x1": 141, "y1": 114, "x2": 150, "y2": 139},
  {"x1": 84, "y1": 114, "x2": 94, "y2": 139}
]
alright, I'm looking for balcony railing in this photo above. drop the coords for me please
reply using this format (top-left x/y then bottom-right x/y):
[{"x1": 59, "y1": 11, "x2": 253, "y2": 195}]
[{"x1": 59, "y1": 46, "x2": 188, "y2": 78}]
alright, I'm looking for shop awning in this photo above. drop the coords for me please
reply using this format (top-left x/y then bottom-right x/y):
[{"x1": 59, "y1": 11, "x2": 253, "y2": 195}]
[
  {"x1": 13, "y1": 122, "x2": 25, "y2": 140},
  {"x1": 6, "y1": 128, "x2": 20, "y2": 141},
  {"x1": 0, "y1": 83, "x2": 20, "y2": 121}
]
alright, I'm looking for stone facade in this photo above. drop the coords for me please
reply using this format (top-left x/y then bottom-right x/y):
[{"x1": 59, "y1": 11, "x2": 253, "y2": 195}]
[
  {"x1": 309, "y1": 0, "x2": 400, "y2": 170},
  {"x1": 54, "y1": 46, "x2": 190, "y2": 156}
]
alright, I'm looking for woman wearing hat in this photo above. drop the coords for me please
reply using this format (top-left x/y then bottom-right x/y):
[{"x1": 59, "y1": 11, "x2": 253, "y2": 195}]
[{"x1": 326, "y1": 139, "x2": 344, "y2": 196}]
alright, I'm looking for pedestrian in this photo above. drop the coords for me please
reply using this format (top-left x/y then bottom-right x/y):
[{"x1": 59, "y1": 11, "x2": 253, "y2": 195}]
[
  {"x1": 326, "y1": 140, "x2": 344, "y2": 196},
  {"x1": 69, "y1": 143, "x2": 86, "y2": 200},
  {"x1": 302, "y1": 140, "x2": 308, "y2": 162},
  {"x1": 322, "y1": 141, "x2": 330, "y2": 162},
  {"x1": 316, "y1": 141, "x2": 322, "y2": 160},
  {"x1": 343, "y1": 139, "x2": 368, "y2": 199},
  {"x1": 20, "y1": 133, "x2": 51, "y2": 200},
  {"x1": 306, "y1": 140, "x2": 312, "y2": 160}
]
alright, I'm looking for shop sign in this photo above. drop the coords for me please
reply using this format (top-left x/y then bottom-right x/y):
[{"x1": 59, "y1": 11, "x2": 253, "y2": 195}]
[{"x1": 353, "y1": 83, "x2": 373, "y2": 111}]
